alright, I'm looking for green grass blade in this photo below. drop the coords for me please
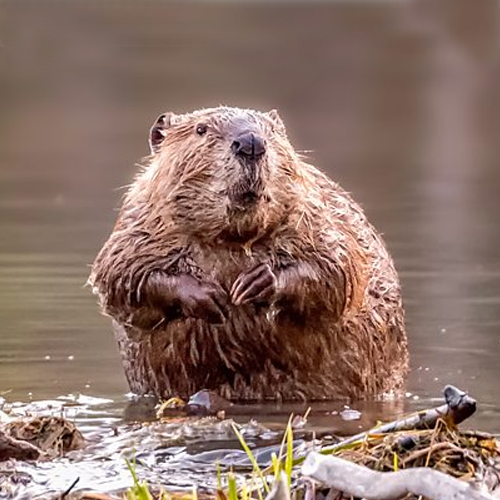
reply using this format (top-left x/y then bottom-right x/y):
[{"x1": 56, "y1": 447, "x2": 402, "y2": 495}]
[
  {"x1": 216, "y1": 462, "x2": 223, "y2": 491},
  {"x1": 271, "y1": 452, "x2": 281, "y2": 480},
  {"x1": 125, "y1": 458, "x2": 153, "y2": 500},
  {"x1": 285, "y1": 420, "x2": 293, "y2": 488},
  {"x1": 231, "y1": 423, "x2": 270, "y2": 493},
  {"x1": 278, "y1": 414, "x2": 293, "y2": 461},
  {"x1": 241, "y1": 480, "x2": 249, "y2": 500},
  {"x1": 255, "y1": 482, "x2": 264, "y2": 500},
  {"x1": 227, "y1": 471, "x2": 238, "y2": 500},
  {"x1": 125, "y1": 457, "x2": 138, "y2": 484}
]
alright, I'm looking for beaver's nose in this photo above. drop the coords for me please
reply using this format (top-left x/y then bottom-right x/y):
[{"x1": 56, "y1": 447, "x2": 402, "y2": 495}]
[{"x1": 232, "y1": 133, "x2": 266, "y2": 160}]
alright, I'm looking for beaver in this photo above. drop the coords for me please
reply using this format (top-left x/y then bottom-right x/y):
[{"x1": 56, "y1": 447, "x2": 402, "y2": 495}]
[{"x1": 88, "y1": 106, "x2": 409, "y2": 401}]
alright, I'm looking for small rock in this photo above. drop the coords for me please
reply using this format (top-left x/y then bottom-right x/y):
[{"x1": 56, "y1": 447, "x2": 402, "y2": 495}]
[
  {"x1": 185, "y1": 390, "x2": 232, "y2": 416},
  {"x1": 339, "y1": 408, "x2": 362, "y2": 421}
]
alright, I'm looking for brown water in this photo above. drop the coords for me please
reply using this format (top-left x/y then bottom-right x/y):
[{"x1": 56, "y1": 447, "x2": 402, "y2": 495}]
[{"x1": 0, "y1": 0, "x2": 499, "y2": 496}]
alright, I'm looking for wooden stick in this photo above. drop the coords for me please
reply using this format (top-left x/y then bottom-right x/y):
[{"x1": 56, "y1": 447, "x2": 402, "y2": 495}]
[
  {"x1": 400, "y1": 440, "x2": 463, "y2": 466},
  {"x1": 302, "y1": 452, "x2": 495, "y2": 500},
  {"x1": 321, "y1": 385, "x2": 476, "y2": 454}
]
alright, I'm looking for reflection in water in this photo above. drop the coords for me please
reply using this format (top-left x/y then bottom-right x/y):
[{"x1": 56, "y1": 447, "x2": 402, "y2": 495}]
[{"x1": 0, "y1": 0, "x2": 500, "y2": 495}]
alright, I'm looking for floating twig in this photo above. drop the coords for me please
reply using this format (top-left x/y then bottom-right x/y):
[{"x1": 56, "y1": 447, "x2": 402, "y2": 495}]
[{"x1": 60, "y1": 476, "x2": 80, "y2": 499}]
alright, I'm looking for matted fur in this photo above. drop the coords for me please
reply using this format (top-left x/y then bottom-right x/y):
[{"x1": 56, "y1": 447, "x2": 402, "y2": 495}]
[{"x1": 89, "y1": 106, "x2": 409, "y2": 401}]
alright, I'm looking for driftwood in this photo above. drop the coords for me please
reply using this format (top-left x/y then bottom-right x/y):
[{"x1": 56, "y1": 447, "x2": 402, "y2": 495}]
[
  {"x1": 0, "y1": 429, "x2": 43, "y2": 461},
  {"x1": 5, "y1": 415, "x2": 85, "y2": 455},
  {"x1": 302, "y1": 451, "x2": 496, "y2": 500},
  {"x1": 321, "y1": 385, "x2": 476, "y2": 454},
  {"x1": 0, "y1": 416, "x2": 85, "y2": 462},
  {"x1": 298, "y1": 385, "x2": 495, "y2": 499}
]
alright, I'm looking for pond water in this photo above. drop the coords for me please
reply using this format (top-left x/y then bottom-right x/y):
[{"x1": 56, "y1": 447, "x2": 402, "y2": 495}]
[{"x1": 0, "y1": 0, "x2": 499, "y2": 497}]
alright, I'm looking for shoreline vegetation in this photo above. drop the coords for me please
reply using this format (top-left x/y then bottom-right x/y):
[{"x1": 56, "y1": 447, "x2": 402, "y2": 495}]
[{"x1": 0, "y1": 386, "x2": 499, "y2": 500}]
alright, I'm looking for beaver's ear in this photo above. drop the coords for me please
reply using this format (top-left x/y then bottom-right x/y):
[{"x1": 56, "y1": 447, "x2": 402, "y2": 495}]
[
  {"x1": 149, "y1": 112, "x2": 173, "y2": 154},
  {"x1": 266, "y1": 109, "x2": 286, "y2": 135}
]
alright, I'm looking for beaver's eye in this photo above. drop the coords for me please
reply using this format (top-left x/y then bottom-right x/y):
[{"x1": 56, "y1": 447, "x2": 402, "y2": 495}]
[{"x1": 195, "y1": 124, "x2": 207, "y2": 136}]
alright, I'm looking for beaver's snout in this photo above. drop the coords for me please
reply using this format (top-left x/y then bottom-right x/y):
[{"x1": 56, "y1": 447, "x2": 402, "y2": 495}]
[{"x1": 231, "y1": 132, "x2": 266, "y2": 162}]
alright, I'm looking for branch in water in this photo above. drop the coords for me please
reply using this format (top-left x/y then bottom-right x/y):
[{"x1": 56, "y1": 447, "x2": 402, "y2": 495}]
[
  {"x1": 302, "y1": 452, "x2": 496, "y2": 500},
  {"x1": 321, "y1": 385, "x2": 476, "y2": 454}
]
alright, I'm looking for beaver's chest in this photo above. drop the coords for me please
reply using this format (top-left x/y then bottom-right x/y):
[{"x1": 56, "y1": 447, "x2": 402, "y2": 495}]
[{"x1": 190, "y1": 243, "x2": 275, "y2": 292}]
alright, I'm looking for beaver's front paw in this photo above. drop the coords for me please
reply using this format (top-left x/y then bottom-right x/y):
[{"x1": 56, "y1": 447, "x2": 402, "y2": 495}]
[
  {"x1": 176, "y1": 275, "x2": 229, "y2": 325},
  {"x1": 230, "y1": 263, "x2": 277, "y2": 306}
]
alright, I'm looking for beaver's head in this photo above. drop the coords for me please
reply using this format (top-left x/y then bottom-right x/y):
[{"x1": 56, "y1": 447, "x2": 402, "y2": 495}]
[{"x1": 145, "y1": 107, "x2": 304, "y2": 243}]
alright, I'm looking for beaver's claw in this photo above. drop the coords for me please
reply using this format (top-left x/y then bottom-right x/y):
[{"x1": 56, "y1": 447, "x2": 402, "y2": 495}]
[
  {"x1": 176, "y1": 276, "x2": 229, "y2": 325},
  {"x1": 230, "y1": 263, "x2": 277, "y2": 306}
]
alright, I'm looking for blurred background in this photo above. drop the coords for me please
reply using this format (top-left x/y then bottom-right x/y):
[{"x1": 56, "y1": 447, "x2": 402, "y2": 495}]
[{"x1": 0, "y1": 0, "x2": 499, "y2": 429}]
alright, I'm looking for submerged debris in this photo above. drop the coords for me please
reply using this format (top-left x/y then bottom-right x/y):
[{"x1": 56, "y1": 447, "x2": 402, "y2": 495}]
[
  {"x1": 327, "y1": 421, "x2": 500, "y2": 482},
  {"x1": 155, "y1": 390, "x2": 233, "y2": 420},
  {"x1": 304, "y1": 423, "x2": 500, "y2": 500},
  {"x1": 0, "y1": 429, "x2": 42, "y2": 461},
  {"x1": 302, "y1": 385, "x2": 500, "y2": 500},
  {"x1": 0, "y1": 385, "x2": 498, "y2": 500},
  {"x1": 0, "y1": 416, "x2": 84, "y2": 461},
  {"x1": 321, "y1": 384, "x2": 477, "y2": 455},
  {"x1": 185, "y1": 390, "x2": 233, "y2": 417}
]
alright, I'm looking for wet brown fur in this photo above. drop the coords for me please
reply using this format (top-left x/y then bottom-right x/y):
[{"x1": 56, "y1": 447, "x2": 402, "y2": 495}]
[{"x1": 89, "y1": 106, "x2": 409, "y2": 401}]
